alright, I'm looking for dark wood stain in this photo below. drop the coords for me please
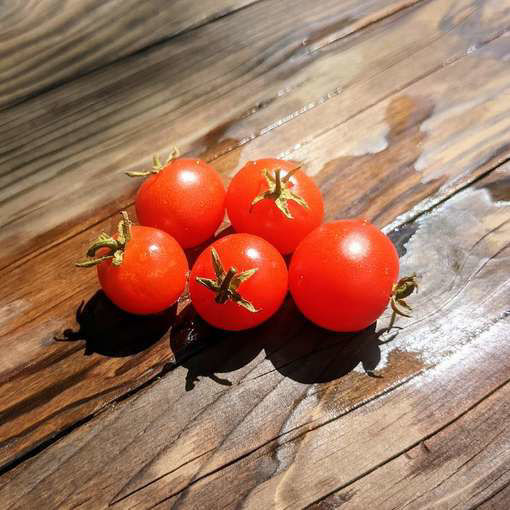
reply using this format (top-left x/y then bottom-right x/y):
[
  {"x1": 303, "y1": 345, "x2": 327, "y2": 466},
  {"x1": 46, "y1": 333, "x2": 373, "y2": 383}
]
[
  {"x1": 315, "y1": 348, "x2": 426, "y2": 415},
  {"x1": 307, "y1": 491, "x2": 354, "y2": 509},
  {"x1": 479, "y1": 174, "x2": 510, "y2": 203},
  {"x1": 316, "y1": 94, "x2": 438, "y2": 224}
]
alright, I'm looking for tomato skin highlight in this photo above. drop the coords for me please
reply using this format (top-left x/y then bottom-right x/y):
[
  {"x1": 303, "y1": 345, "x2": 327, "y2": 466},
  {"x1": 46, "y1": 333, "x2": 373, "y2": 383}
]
[
  {"x1": 226, "y1": 159, "x2": 324, "y2": 254},
  {"x1": 97, "y1": 226, "x2": 188, "y2": 315},
  {"x1": 289, "y1": 220, "x2": 400, "y2": 332},
  {"x1": 135, "y1": 158, "x2": 226, "y2": 249},
  {"x1": 190, "y1": 234, "x2": 288, "y2": 331}
]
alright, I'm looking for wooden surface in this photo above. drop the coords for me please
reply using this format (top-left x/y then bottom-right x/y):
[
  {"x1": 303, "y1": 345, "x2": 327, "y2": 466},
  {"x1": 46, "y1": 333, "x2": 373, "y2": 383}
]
[
  {"x1": 1, "y1": 0, "x2": 509, "y2": 508},
  {"x1": 0, "y1": 0, "x2": 260, "y2": 109}
]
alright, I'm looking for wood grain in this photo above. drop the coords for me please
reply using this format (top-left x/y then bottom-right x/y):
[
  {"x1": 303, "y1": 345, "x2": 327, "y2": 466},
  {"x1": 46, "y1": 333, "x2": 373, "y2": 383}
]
[
  {"x1": 477, "y1": 483, "x2": 510, "y2": 510},
  {"x1": 312, "y1": 383, "x2": 510, "y2": 510},
  {"x1": 309, "y1": 381, "x2": 510, "y2": 509},
  {"x1": 3, "y1": 0, "x2": 510, "y2": 269},
  {"x1": 2, "y1": 0, "x2": 510, "y2": 471},
  {"x1": 0, "y1": 0, "x2": 260, "y2": 109},
  {"x1": 2, "y1": 1, "x2": 510, "y2": 506},
  {"x1": 2, "y1": 164, "x2": 508, "y2": 508}
]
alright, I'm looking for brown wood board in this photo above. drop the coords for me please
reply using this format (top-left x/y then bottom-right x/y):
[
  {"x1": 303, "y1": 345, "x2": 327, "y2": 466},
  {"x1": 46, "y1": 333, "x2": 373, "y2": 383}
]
[
  {"x1": 1, "y1": 1, "x2": 510, "y2": 507},
  {"x1": 2, "y1": 0, "x2": 510, "y2": 472},
  {"x1": 309, "y1": 379, "x2": 510, "y2": 509},
  {"x1": 0, "y1": 0, "x2": 261, "y2": 109},
  {"x1": 3, "y1": 0, "x2": 509, "y2": 268},
  {"x1": 2, "y1": 162, "x2": 509, "y2": 509}
]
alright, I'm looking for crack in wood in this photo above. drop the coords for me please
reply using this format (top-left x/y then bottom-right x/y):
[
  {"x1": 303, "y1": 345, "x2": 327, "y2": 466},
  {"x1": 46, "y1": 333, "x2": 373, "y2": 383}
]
[{"x1": 470, "y1": 478, "x2": 510, "y2": 509}]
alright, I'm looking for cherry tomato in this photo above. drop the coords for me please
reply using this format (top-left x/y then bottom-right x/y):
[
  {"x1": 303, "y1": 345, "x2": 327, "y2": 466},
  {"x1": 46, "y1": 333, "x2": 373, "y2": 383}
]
[
  {"x1": 133, "y1": 154, "x2": 226, "y2": 249},
  {"x1": 77, "y1": 212, "x2": 188, "y2": 315},
  {"x1": 289, "y1": 219, "x2": 401, "y2": 332},
  {"x1": 189, "y1": 233, "x2": 288, "y2": 330},
  {"x1": 226, "y1": 159, "x2": 324, "y2": 254}
]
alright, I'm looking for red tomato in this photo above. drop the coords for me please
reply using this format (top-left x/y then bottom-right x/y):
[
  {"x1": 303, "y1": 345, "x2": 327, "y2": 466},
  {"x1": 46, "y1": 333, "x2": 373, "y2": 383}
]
[
  {"x1": 226, "y1": 159, "x2": 324, "y2": 254},
  {"x1": 134, "y1": 157, "x2": 226, "y2": 249},
  {"x1": 289, "y1": 219, "x2": 400, "y2": 332},
  {"x1": 77, "y1": 212, "x2": 188, "y2": 315},
  {"x1": 189, "y1": 234, "x2": 288, "y2": 330}
]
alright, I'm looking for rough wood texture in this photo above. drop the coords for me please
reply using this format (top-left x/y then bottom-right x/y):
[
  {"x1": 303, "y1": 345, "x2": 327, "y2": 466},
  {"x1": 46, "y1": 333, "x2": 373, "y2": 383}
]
[
  {"x1": 1, "y1": 1, "x2": 510, "y2": 508},
  {"x1": 2, "y1": 0, "x2": 510, "y2": 473},
  {"x1": 310, "y1": 380, "x2": 510, "y2": 509},
  {"x1": 3, "y1": 0, "x2": 510, "y2": 269},
  {"x1": 0, "y1": 0, "x2": 259, "y2": 109},
  {"x1": 2, "y1": 164, "x2": 509, "y2": 509}
]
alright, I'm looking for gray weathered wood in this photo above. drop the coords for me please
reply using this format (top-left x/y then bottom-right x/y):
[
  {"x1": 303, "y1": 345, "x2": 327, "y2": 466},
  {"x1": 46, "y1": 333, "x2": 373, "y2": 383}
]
[
  {"x1": 0, "y1": 0, "x2": 260, "y2": 108},
  {"x1": 309, "y1": 379, "x2": 510, "y2": 509}
]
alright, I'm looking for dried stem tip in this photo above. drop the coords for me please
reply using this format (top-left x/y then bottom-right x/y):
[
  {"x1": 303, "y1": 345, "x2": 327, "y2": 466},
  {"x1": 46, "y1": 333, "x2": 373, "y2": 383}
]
[
  {"x1": 126, "y1": 146, "x2": 180, "y2": 177},
  {"x1": 196, "y1": 248, "x2": 260, "y2": 313},
  {"x1": 388, "y1": 274, "x2": 418, "y2": 329},
  {"x1": 251, "y1": 166, "x2": 309, "y2": 219},
  {"x1": 75, "y1": 211, "x2": 132, "y2": 268}
]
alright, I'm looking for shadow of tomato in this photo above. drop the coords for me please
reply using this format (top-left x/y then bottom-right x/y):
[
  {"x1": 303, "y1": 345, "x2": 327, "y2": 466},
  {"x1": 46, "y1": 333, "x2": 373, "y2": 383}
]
[{"x1": 56, "y1": 290, "x2": 176, "y2": 357}]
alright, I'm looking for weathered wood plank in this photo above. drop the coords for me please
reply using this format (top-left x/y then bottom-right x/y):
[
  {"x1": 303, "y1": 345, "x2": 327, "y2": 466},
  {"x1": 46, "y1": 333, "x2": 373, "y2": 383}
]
[
  {"x1": 2, "y1": 0, "x2": 509, "y2": 268},
  {"x1": 477, "y1": 483, "x2": 510, "y2": 510},
  {"x1": 0, "y1": 0, "x2": 260, "y2": 109},
  {"x1": 308, "y1": 381, "x2": 510, "y2": 509},
  {"x1": 2, "y1": 2, "x2": 510, "y2": 469},
  {"x1": 2, "y1": 164, "x2": 508, "y2": 508}
]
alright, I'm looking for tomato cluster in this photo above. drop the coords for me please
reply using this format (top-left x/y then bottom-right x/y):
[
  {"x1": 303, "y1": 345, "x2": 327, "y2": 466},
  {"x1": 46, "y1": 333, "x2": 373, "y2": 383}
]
[{"x1": 77, "y1": 147, "x2": 417, "y2": 332}]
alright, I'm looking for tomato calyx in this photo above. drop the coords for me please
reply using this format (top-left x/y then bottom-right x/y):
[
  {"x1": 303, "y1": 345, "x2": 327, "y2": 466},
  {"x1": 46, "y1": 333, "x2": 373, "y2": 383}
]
[
  {"x1": 125, "y1": 146, "x2": 180, "y2": 177},
  {"x1": 195, "y1": 248, "x2": 260, "y2": 313},
  {"x1": 75, "y1": 211, "x2": 132, "y2": 268},
  {"x1": 388, "y1": 274, "x2": 418, "y2": 329},
  {"x1": 251, "y1": 166, "x2": 309, "y2": 219}
]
